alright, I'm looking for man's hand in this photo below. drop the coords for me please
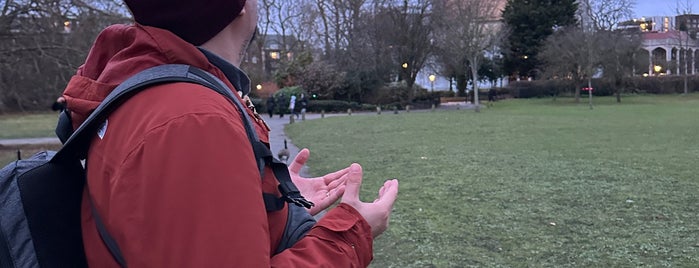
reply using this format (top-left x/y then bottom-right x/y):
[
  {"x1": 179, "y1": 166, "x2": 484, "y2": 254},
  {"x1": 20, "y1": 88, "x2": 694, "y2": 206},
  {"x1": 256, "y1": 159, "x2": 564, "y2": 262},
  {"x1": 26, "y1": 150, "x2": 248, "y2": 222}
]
[
  {"x1": 289, "y1": 149, "x2": 350, "y2": 216},
  {"x1": 341, "y1": 163, "x2": 398, "y2": 238}
]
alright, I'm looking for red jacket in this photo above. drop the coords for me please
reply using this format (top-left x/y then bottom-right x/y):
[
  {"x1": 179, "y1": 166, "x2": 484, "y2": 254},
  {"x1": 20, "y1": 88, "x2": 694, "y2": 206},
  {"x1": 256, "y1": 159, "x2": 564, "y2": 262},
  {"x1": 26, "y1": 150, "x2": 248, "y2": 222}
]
[{"x1": 62, "y1": 24, "x2": 373, "y2": 267}]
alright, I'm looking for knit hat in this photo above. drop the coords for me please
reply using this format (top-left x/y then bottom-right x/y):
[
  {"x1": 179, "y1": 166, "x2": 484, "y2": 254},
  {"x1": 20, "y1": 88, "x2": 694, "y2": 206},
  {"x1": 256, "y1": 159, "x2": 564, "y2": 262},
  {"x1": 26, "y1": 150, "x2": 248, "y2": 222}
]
[{"x1": 124, "y1": 0, "x2": 247, "y2": 45}]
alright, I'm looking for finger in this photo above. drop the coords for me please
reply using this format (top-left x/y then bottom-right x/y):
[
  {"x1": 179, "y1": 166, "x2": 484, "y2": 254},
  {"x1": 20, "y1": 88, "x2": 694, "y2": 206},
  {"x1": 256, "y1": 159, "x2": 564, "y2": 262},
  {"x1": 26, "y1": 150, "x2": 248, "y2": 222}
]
[
  {"x1": 341, "y1": 163, "x2": 363, "y2": 203},
  {"x1": 312, "y1": 185, "x2": 346, "y2": 215},
  {"x1": 322, "y1": 166, "x2": 351, "y2": 184},
  {"x1": 375, "y1": 179, "x2": 399, "y2": 206},
  {"x1": 288, "y1": 148, "x2": 310, "y2": 175},
  {"x1": 374, "y1": 185, "x2": 385, "y2": 202},
  {"x1": 327, "y1": 174, "x2": 349, "y2": 189},
  {"x1": 325, "y1": 185, "x2": 346, "y2": 204}
]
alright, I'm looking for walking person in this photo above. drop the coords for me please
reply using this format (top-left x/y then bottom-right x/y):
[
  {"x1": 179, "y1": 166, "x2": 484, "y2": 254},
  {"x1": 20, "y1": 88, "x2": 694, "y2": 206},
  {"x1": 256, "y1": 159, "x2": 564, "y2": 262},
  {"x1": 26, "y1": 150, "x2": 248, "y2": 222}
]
[
  {"x1": 289, "y1": 94, "x2": 297, "y2": 119},
  {"x1": 299, "y1": 93, "x2": 308, "y2": 116},
  {"x1": 266, "y1": 93, "x2": 276, "y2": 118},
  {"x1": 58, "y1": 0, "x2": 399, "y2": 266}
]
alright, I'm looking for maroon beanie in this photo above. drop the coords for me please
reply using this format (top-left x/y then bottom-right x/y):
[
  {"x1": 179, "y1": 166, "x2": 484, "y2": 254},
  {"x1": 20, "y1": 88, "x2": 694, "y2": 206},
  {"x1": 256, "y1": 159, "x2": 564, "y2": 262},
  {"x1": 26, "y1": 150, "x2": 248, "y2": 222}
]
[{"x1": 124, "y1": 0, "x2": 247, "y2": 45}]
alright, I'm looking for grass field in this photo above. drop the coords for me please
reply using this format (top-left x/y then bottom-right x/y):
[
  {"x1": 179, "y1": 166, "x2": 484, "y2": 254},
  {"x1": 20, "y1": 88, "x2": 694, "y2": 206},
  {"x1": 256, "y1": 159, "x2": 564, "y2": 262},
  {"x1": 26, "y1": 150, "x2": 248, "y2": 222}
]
[
  {"x1": 0, "y1": 112, "x2": 62, "y2": 164},
  {"x1": 286, "y1": 94, "x2": 699, "y2": 267},
  {"x1": 0, "y1": 112, "x2": 59, "y2": 139}
]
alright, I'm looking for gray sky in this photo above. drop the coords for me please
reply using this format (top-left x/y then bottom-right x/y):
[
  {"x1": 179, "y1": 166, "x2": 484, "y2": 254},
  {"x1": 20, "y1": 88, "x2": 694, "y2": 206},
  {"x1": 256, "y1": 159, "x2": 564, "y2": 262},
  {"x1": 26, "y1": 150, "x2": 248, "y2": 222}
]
[{"x1": 634, "y1": 0, "x2": 692, "y2": 17}]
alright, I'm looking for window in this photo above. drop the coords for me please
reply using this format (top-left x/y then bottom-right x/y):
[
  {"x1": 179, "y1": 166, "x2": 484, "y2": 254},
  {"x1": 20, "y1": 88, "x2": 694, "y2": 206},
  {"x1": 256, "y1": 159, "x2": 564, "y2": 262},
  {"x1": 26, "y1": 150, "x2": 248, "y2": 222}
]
[{"x1": 269, "y1": 51, "x2": 280, "y2": 60}]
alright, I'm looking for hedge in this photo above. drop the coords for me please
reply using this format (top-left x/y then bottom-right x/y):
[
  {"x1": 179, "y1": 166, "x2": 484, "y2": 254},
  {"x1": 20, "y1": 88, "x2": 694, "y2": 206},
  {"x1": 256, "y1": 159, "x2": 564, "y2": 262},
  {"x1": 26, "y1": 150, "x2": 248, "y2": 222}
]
[{"x1": 505, "y1": 76, "x2": 699, "y2": 98}]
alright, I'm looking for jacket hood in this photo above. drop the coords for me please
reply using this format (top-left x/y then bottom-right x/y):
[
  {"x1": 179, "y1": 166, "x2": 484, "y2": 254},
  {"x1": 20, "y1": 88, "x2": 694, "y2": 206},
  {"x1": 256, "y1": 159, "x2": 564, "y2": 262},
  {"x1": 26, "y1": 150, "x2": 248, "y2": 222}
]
[{"x1": 62, "y1": 24, "x2": 235, "y2": 129}]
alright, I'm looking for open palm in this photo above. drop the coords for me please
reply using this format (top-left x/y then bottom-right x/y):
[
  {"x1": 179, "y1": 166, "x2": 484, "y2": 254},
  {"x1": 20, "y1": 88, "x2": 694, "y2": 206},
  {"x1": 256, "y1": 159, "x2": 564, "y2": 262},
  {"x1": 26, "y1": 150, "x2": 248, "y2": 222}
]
[{"x1": 288, "y1": 149, "x2": 350, "y2": 216}]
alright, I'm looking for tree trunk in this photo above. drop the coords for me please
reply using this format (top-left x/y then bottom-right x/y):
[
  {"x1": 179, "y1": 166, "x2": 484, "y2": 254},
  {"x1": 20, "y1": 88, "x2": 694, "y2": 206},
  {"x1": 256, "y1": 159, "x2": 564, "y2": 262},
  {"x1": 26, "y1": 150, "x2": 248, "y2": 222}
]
[{"x1": 470, "y1": 57, "x2": 480, "y2": 113}]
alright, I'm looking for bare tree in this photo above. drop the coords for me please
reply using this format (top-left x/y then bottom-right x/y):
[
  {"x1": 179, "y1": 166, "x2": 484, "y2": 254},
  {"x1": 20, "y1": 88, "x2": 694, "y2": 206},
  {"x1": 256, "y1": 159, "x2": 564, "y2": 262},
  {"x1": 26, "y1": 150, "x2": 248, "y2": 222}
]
[
  {"x1": 578, "y1": 0, "x2": 634, "y2": 31},
  {"x1": 539, "y1": 27, "x2": 598, "y2": 103},
  {"x1": 597, "y1": 30, "x2": 642, "y2": 102},
  {"x1": 0, "y1": 0, "x2": 127, "y2": 112},
  {"x1": 433, "y1": 0, "x2": 504, "y2": 112},
  {"x1": 384, "y1": 0, "x2": 434, "y2": 102}
]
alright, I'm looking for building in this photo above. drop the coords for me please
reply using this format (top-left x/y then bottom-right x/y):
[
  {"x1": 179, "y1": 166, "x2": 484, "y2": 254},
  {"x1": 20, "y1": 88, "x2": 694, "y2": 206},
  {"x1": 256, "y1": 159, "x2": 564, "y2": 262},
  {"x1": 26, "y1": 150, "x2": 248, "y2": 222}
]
[
  {"x1": 676, "y1": 14, "x2": 699, "y2": 36},
  {"x1": 641, "y1": 31, "x2": 699, "y2": 76}
]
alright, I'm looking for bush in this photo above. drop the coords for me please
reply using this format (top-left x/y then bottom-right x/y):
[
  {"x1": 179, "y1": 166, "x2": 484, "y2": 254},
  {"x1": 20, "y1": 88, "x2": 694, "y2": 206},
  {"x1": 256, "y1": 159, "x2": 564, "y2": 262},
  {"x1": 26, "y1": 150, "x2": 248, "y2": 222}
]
[
  {"x1": 628, "y1": 76, "x2": 699, "y2": 94},
  {"x1": 505, "y1": 81, "x2": 558, "y2": 98},
  {"x1": 307, "y1": 100, "x2": 347, "y2": 113},
  {"x1": 505, "y1": 76, "x2": 699, "y2": 99}
]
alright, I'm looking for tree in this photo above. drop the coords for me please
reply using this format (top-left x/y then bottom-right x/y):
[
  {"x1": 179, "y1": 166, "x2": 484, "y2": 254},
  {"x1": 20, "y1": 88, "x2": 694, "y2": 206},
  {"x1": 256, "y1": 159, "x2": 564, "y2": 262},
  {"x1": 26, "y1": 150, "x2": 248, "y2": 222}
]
[
  {"x1": 502, "y1": 0, "x2": 578, "y2": 79},
  {"x1": 578, "y1": 0, "x2": 638, "y2": 103},
  {"x1": 384, "y1": 0, "x2": 434, "y2": 103},
  {"x1": 539, "y1": 27, "x2": 597, "y2": 102},
  {"x1": 297, "y1": 60, "x2": 346, "y2": 100},
  {"x1": 578, "y1": 0, "x2": 634, "y2": 31},
  {"x1": 597, "y1": 30, "x2": 641, "y2": 102},
  {"x1": 433, "y1": 0, "x2": 505, "y2": 112},
  {"x1": 0, "y1": 0, "x2": 127, "y2": 112}
]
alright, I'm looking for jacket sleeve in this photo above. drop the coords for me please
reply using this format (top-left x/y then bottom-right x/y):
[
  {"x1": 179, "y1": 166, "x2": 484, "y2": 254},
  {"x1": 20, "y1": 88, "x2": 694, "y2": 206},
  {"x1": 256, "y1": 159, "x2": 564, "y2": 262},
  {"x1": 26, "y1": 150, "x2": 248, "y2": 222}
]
[
  {"x1": 270, "y1": 204, "x2": 374, "y2": 267},
  {"x1": 111, "y1": 111, "x2": 373, "y2": 267}
]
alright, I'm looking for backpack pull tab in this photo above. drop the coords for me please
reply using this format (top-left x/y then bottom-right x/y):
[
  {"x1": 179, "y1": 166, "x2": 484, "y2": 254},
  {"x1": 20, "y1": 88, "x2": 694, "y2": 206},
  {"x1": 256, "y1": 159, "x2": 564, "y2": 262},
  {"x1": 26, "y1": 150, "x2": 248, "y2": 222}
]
[{"x1": 16, "y1": 149, "x2": 21, "y2": 160}]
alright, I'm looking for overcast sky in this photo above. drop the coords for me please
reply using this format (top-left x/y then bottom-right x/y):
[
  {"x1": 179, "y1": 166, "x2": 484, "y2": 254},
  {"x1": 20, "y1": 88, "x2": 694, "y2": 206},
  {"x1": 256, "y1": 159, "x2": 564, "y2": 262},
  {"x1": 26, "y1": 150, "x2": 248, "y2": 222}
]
[{"x1": 633, "y1": 0, "x2": 694, "y2": 17}]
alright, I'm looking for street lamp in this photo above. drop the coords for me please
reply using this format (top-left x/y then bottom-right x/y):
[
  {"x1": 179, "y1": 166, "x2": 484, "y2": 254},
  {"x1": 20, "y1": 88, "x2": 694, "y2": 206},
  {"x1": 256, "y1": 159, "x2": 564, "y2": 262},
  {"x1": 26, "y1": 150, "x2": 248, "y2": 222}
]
[
  {"x1": 402, "y1": 62, "x2": 408, "y2": 69},
  {"x1": 256, "y1": 84, "x2": 262, "y2": 90},
  {"x1": 653, "y1": 65, "x2": 662, "y2": 75},
  {"x1": 428, "y1": 74, "x2": 436, "y2": 93}
]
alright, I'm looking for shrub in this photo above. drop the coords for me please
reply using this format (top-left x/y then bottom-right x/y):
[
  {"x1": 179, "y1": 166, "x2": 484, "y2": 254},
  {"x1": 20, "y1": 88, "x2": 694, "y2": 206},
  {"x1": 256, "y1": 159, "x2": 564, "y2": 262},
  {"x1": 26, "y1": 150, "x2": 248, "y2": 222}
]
[{"x1": 307, "y1": 100, "x2": 351, "y2": 113}]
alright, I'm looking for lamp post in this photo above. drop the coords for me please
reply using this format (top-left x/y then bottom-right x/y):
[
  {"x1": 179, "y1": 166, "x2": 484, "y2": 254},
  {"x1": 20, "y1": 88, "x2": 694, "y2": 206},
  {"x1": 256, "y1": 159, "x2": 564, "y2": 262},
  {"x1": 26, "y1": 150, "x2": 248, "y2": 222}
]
[
  {"x1": 653, "y1": 65, "x2": 662, "y2": 76},
  {"x1": 428, "y1": 74, "x2": 436, "y2": 111}
]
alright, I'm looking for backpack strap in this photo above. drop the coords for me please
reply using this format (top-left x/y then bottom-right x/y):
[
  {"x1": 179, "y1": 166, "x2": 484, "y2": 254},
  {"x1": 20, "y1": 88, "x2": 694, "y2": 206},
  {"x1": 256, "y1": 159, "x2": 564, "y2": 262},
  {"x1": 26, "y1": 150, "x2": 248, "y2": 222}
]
[{"x1": 54, "y1": 64, "x2": 313, "y2": 267}]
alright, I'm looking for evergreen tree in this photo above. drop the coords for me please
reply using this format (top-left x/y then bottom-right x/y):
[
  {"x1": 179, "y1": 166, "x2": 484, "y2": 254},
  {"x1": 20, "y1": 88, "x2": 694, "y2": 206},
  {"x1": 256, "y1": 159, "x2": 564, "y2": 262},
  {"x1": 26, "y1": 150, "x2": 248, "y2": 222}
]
[{"x1": 502, "y1": 0, "x2": 578, "y2": 79}]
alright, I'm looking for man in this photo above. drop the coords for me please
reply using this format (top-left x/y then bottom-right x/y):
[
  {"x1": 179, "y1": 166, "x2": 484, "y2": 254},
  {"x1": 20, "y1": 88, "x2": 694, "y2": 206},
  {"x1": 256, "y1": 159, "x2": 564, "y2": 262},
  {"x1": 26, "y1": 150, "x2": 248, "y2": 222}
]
[
  {"x1": 299, "y1": 93, "x2": 308, "y2": 116},
  {"x1": 266, "y1": 93, "x2": 276, "y2": 118},
  {"x1": 60, "y1": 0, "x2": 398, "y2": 267},
  {"x1": 289, "y1": 94, "x2": 297, "y2": 119}
]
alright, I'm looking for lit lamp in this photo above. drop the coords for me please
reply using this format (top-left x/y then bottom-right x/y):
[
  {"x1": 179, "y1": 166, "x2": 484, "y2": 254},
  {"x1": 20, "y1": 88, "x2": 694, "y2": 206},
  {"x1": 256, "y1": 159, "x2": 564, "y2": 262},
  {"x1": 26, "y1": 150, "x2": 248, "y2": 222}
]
[
  {"x1": 256, "y1": 84, "x2": 262, "y2": 90},
  {"x1": 653, "y1": 65, "x2": 662, "y2": 75},
  {"x1": 402, "y1": 62, "x2": 408, "y2": 69},
  {"x1": 428, "y1": 74, "x2": 436, "y2": 93}
]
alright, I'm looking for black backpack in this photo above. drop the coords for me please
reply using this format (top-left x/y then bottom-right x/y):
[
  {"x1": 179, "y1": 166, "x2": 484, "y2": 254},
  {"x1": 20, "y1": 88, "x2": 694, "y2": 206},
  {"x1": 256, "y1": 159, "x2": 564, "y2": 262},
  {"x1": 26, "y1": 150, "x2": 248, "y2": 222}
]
[{"x1": 0, "y1": 64, "x2": 314, "y2": 268}]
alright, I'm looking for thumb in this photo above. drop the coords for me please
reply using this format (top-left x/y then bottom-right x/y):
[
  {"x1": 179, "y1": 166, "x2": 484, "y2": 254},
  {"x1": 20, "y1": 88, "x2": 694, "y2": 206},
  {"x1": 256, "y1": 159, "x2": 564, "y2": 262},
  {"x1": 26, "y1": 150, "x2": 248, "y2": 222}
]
[
  {"x1": 288, "y1": 148, "x2": 309, "y2": 174},
  {"x1": 342, "y1": 163, "x2": 363, "y2": 203}
]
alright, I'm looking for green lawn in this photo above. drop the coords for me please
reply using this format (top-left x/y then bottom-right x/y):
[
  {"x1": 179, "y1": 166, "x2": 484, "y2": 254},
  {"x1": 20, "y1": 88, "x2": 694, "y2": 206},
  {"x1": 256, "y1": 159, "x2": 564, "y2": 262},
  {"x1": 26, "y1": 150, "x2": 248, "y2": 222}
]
[
  {"x1": 0, "y1": 112, "x2": 60, "y2": 139},
  {"x1": 0, "y1": 112, "x2": 61, "y2": 164},
  {"x1": 286, "y1": 94, "x2": 699, "y2": 267}
]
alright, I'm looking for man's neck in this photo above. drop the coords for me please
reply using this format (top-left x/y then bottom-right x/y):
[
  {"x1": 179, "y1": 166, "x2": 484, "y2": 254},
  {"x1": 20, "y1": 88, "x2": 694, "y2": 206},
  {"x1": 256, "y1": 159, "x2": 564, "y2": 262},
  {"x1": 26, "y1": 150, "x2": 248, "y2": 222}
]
[{"x1": 200, "y1": 25, "x2": 248, "y2": 67}]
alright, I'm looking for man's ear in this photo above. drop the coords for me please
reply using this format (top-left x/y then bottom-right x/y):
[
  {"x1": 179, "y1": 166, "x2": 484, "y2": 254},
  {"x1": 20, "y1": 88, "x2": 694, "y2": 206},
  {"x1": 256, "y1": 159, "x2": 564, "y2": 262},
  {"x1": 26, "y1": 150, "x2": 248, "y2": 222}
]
[{"x1": 238, "y1": 4, "x2": 247, "y2": 16}]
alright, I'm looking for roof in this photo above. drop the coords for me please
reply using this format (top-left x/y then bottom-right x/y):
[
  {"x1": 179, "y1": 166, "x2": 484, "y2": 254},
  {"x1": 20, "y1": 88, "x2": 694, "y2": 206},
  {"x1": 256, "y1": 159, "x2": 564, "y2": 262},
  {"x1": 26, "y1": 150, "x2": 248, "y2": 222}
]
[{"x1": 642, "y1": 31, "x2": 687, "y2": 40}]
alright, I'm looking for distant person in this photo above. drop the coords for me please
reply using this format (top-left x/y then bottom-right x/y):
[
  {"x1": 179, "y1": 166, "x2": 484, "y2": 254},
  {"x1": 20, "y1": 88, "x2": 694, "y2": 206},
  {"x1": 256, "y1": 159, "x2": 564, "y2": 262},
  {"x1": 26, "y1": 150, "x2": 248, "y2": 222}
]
[
  {"x1": 277, "y1": 93, "x2": 285, "y2": 118},
  {"x1": 299, "y1": 93, "x2": 308, "y2": 116},
  {"x1": 488, "y1": 88, "x2": 497, "y2": 102},
  {"x1": 266, "y1": 93, "x2": 276, "y2": 118},
  {"x1": 289, "y1": 94, "x2": 297, "y2": 119}
]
